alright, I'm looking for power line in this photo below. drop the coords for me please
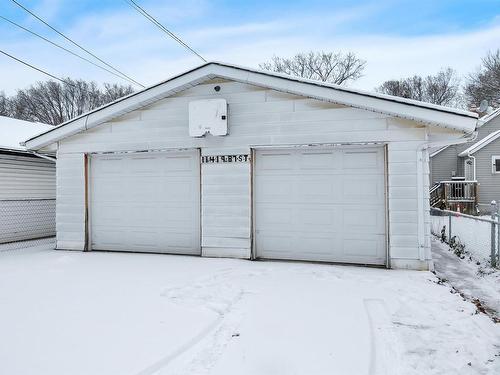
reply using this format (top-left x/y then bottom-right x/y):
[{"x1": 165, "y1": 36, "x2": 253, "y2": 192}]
[
  {"x1": 9, "y1": 0, "x2": 145, "y2": 88},
  {"x1": 124, "y1": 0, "x2": 206, "y2": 62},
  {"x1": 0, "y1": 15, "x2": 139, "y2": 86},
  {"x1": 0, "y1": 48, "x2": 74, "y2": 85}
]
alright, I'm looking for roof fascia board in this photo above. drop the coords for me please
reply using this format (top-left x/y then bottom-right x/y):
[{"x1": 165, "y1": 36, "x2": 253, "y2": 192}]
[
  {"x1": 429, "y1": 146, "x2": 449, "y2": 158},
  {"x1": 459, "y1": 130, "x2": 500, "y2": 156}
]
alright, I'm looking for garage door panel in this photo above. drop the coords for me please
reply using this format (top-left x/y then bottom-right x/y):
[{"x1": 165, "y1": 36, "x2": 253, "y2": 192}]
[
  {"x1": 255, "y1": 147, "x2": 386, "y2": 265},
  {"x1": 256, "y1": 206, "x2": 294, "y2": 225},
  {"x1": 159, "y1": 181, "x2": 197, "y2": 201},
  {"x1": 256, "y1": 233, "x2": 295, "y2": 255},
  {"x1": 342, "y1": 235, "x2": 385, "y2": 261},
  {"x1": 342, "y1": 150, "x2": 382, "y2": 169},
  {"x1": 92, "y1": 157, "x2": 123, "y2": 174},
  {"x1": 92, "y1": 202, "x2": 196, "y2": 226},
  {"x1": 257, "y1": 152, "x2": 294, "y2": 171},
  {"x1": 90, "y1": 150, "x2": 200, "y2": 254},
  {"x1": 342, "y1": 176, "x2": 384, "y2": 203},
  {"x1": 128, "y1": 157, "x2": 158, "y2": 174},
  {"x1": 299, "y1": 208, "x2": 337, "y2": 226},
  {"x1": 162, "y1": 155, "x2": 194, "y2": 171},
  {"x1": 298, "y1": 151, "x2": 339, "y2": 170},
  {"x1": 343, "y1": 208, "x2": 385, "y2": 234},
  {"x1": 255, "y1": 176, "x2": 294, "y2": 201},
  {"x1": 296, "y1": 235, "x2": 337, "y2": 255},
  {"x1": 298, "y1": 179, "x2": 339, "y2": 202}
]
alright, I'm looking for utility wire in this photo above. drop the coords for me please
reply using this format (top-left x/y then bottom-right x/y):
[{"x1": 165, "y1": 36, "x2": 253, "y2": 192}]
[
  {"x1": 0, "y1": 15, "x2": 138, "y2": 85},
  {"x1": 124, "y1": 0, "x2": 206, "y2": 62},
  {"x1": 0, "y1": 48, "x2": 75, "y2": 85},
  {"x1": 9, "y1": 0, "x2": 145, "y2": 88}
]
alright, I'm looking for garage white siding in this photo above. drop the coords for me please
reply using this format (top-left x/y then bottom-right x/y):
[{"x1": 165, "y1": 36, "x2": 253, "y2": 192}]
[
  {"x1": 90, "y1": 151, "x2": 200, "y2": 254},
  {"x1": 56, "y1": 153, "x2": 86, "y2": 250},
  {"x1": 52, "y1": 79, "x2": 433, "y2": 269},
  {"x1": 255, "y1": 146, "x2": 386, "y2": 264},
  {"x1": 201, "y1": 147, "x2": 251, "y2": 258}
]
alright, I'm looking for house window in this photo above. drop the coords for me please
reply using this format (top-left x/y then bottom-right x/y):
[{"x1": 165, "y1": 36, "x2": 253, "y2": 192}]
[{"x1": 492, "y1": 156, "x2": 500, "y2": 174}]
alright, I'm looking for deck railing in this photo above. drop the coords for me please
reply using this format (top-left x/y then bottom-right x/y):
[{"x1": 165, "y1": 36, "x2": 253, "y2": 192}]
[
  {"x1": 430, "y1": 180, "x2": 478, "y2": 213},
  {"x1": 442, "y1": 180, "x2": 478, "y2": 202}
]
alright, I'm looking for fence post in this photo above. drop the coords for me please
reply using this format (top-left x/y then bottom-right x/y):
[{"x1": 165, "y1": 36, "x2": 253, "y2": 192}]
[
  {"x1": 491, "y1": 201, "x2": 497, "y2": 268},
  {"x1": 448, "y1": 212, "x2": 452, "y2": 244},
  {"x1": 497, "y1": 203, "x2": 500, "y2": 268}
]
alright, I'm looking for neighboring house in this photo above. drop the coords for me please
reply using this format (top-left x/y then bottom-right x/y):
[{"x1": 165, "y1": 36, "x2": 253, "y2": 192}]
[
  {"x1": 430, "y1": 108, "x2": 500, "y2": 211},
  {"x1": 23, "y1": 62, "x2": 477, "y2": 270},
  {"x1": 0, "y1": 116, "x2": 56, "y2": 243}
]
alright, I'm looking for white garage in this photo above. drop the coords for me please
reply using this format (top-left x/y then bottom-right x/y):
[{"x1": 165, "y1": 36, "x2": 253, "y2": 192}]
[
  {"x1": 23, "y1": 62, "x2": 478, "y2": 270},
  {"x1": 90, "y1": 150, "x2": 200, "y2": 254},
  {"x1": 254, "y1": 146, "x2": 386, "y2": 264}
]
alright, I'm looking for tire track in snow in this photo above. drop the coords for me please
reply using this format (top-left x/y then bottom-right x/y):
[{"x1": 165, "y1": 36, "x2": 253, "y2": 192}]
[
  {"x1": 134, "y1": 314, "x2": 225, "y2": 375},
  {"x1": 364, "y1": 298, "x2": 401, "y2": 375},
  {"x1": 134, "y1": 268, "x2": 267, "y2": 375}
]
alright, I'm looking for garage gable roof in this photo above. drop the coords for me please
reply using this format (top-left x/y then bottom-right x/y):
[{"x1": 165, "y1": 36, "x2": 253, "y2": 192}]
[{"x1": 23, "y1": 61, "x2": 478, "y2": 150}]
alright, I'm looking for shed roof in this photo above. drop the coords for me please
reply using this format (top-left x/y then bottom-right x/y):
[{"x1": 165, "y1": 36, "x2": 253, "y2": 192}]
[
  {"x1": 0, "y1": 116, "x2": 53, "y2": 153},
  {"x1": 429, "y1": 146, "x2": 449, "y2": 158},
  {"x1": 22, "y1": 61, "x2": 478, "y2": 150}
]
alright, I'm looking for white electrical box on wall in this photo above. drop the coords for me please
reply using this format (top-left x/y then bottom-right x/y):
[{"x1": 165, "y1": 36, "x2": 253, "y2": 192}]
[{"x1": 189, "y1": 99, "x2": 228, "y2": 137}]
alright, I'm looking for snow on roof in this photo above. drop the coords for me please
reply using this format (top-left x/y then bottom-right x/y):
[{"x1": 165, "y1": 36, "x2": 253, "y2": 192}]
[
  {"x1": 23, "y1": 61, "x2": 478, "y2": 150},
  {"x1": 477, "y1": 107, "x2": 500, "y2": 128},
  {"x1": 459, "y1": 129, "x2": 500, "y2": 156},
  {"x1": 0, "y1": 116, "x2": 53, "y2": 152}
]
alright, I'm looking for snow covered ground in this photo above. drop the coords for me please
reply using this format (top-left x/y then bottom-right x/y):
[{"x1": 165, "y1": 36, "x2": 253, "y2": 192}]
[
  {"x1": 1, "y1": 244, "x2": 499, "y2": 375},
  {"x1": 432, "y1": 237, "x2": 500, "y2": 321}
]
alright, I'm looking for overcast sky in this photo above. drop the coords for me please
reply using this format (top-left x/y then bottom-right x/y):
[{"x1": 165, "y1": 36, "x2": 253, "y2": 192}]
[{"x1": 0, "y1": 0, "x2": 499, "y2": 94}]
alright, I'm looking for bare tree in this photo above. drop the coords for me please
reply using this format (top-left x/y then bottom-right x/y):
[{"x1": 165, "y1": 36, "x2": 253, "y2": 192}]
[
  {"x1": 0, "y1": 92, "x2": 11, "y2": 116},
  {"x1": 376, "y1": 68, "x2": 461, "y2": 107},
  {"x1": 7, "y1": 79, "x2": 134, "y2": 125},
  {"x1": 259, "y1": 51, "x2": 366, "y2": 85},
  {"x1": 101, "y1": 83, "x2": 134, "y2": 104},
  {"x1": 465, "y1": 49, "x2": 500, "y2": 109}
]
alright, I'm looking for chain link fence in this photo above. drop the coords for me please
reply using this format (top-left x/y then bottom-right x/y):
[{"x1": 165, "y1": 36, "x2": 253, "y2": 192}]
[
  {"x1": 0, "y1": 237, "x2": 55, "y2": 253},
  {"x1": 431, "y1": 207, "x2": 500, "y2": 268},
  {"x1": 0, "y1": 199, "x2": 56, "y2": 245}
]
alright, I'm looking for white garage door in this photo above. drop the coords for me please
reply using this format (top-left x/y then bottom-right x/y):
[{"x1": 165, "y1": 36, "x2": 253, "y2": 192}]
[
  {"x1": 255, "y1": 146, "x2": 386, "y2": 265},
  {"x1": 90, "y1": 150, "x2": 200, "y2": 254}
]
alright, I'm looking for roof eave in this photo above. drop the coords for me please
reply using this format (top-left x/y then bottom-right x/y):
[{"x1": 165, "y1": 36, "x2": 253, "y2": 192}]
[{"x1": 24, "y1": 62, "x2": 478, "y2": 150}]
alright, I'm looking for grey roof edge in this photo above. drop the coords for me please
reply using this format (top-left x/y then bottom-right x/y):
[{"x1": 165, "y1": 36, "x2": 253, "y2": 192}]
[
  {"x1": 477, "y1": 108, "x2": 500, "y2": 128},
  {"x1": 459, "y1": 129, "x2": 500, "y2": 156},
  {"x1": 429, "y1": 146, "x2": 449, "y2": 158}
]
